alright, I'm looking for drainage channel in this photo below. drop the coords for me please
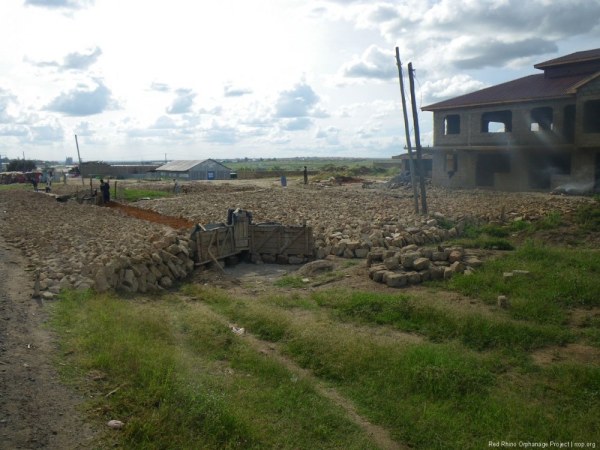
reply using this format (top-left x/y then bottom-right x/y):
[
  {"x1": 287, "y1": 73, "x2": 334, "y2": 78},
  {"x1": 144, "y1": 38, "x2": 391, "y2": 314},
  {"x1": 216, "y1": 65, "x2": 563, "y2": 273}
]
[{"x1": 106, "y1": 201, "x2": 195, "y2": 229}]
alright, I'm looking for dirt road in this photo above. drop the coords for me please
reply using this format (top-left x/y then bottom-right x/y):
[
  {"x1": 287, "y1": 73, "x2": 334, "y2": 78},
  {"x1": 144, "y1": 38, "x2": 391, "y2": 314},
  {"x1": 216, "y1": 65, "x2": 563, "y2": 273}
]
[{"x1": 0, "y1": 236, "x2": 99, "y2": 449}]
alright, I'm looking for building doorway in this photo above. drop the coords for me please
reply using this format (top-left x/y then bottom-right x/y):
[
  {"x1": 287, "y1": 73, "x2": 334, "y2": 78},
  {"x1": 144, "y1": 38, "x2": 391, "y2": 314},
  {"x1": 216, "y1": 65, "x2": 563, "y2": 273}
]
[{"x1": 475, "y1": 153, "x2": 510, "y2": 187}]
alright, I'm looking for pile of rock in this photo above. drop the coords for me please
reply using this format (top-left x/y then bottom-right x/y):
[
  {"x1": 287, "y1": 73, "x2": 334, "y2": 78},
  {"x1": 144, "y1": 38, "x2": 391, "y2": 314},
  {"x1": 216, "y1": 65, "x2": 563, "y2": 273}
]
[
  {"x1": 366, "y1": 244, "x2": 483, "y2": 288},
  {"x1": 0, "y1": 191, "x2": 196, "y2": 298},
  {"x1": 313, "y1": 215, "x2": 462, "y2": 260},
  {"x1": 132, "y1": 183, "x2": 592, "y2": 265},
  {"x1": 90, "y1": 230, "x2": 195, "y2": 294}
]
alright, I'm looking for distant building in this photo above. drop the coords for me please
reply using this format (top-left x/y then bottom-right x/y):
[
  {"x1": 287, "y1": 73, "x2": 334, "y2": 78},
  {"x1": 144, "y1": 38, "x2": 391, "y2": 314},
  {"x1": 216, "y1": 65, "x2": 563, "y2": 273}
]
[
  {"x1": 80, "y1": 161, "x2": 159, "y2": 179},
  {"x1": 423, "y1": 48, "x2": 600, "y2": 192},
  {"x1": 155, "y1": 159, "x2": 233, "y2": 180}
]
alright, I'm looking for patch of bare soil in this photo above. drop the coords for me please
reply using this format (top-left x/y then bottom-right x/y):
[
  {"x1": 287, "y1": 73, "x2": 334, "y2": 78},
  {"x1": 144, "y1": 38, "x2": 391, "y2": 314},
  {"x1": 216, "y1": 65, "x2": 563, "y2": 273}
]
[
  {"x1": 569, "y1": 307, "x2": 600, "y2": 328},
  {"x1": 107, "y1": 201, "x2": 195, "y2": 229},
  {"x1": 0, "y1": 236, "x2": 101, "y2": 449},
  {"x1": 531, "y1": 343, "x2": 600, "y2": 366}
]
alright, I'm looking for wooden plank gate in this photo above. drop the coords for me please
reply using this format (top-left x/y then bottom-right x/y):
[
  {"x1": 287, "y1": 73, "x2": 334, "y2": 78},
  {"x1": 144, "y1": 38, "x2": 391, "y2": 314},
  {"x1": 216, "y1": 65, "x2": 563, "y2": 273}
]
[{"x1": 191, "y1": 209, "x2": 313, "y2": 266}]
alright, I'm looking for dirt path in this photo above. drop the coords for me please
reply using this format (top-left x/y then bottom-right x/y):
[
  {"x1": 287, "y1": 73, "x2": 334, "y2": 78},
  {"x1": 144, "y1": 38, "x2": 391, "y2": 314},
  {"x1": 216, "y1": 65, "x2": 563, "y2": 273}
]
[
  {"x1": 0, "y1": 236, "x2": 100, "y2": 449},
  {"x1": 185, "y1": 286, "x2": 406, "y2": 450},
  {"x1": 241, "y1": 332, "x2": 407, "y2": 450}
]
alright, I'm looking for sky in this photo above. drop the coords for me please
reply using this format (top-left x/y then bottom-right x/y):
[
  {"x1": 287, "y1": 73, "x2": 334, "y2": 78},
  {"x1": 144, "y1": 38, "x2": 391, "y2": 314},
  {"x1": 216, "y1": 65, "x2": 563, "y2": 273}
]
[{"x1": 0, "y1": 0, "x2": 599, "y2": 163}]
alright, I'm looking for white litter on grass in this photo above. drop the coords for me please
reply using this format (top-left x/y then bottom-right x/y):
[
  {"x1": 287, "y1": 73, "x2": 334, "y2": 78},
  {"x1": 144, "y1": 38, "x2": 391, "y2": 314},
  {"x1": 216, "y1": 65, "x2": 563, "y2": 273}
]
[
  {"x1": 229, "y1": 325, "x2": 245, "y2": 335},
  {"x1": 107, "y1": 420, "x2": 124, "y2": 429}
]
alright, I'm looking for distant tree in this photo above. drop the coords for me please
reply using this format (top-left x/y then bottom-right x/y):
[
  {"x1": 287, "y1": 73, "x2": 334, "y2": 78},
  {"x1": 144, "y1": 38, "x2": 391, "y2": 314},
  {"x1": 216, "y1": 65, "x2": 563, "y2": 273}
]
[{"x1": 7, "y1": 159, "x2": 36, "y2": 172}]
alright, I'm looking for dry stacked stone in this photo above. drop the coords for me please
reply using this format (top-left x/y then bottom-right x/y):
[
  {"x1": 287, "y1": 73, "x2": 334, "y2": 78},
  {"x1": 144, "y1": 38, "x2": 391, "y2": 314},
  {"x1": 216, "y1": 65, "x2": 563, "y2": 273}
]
[
  {"x1": 367, "y1": 244, "x2": 483, "y2": 288},
  {"x1": 313, "y1": 216, "x2": 462, "y2": 260},
  {"x1": 0, "y1": 191, "x2": 196, "y2": 298}
]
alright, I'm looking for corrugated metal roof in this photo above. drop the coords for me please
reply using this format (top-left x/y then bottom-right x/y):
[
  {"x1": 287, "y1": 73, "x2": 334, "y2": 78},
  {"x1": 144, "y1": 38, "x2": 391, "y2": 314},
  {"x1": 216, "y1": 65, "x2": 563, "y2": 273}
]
[
  {"x1": 422, "y1": 72, "x2": 597, "y2": 111},
  {"x1": 155, "y1": 160, "x2": 207, "y2": 172}
]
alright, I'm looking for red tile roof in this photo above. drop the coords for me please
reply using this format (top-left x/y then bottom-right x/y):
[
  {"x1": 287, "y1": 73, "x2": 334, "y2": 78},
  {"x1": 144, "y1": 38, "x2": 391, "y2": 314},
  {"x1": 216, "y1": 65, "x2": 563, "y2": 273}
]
[{"x1": 423, "y1": 72, "x2": 598, "y2": 111}]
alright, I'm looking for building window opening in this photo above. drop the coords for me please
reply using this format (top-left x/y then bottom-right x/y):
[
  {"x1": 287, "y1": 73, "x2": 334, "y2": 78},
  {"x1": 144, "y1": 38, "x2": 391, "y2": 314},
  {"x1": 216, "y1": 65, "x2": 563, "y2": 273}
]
[
  {"x1": 444, "y1": 115, "x2": 460, "y2": 135},
  {"x1": 445, "y1": 153, "x2": 457, "y2": 172},
  {"x1": 530, "y1": 107, "x2": 553, "y2": 131},
  {"x1": 583, "y1": 100, "x2": 600, "y2": 133},
  {"x1": 481, "y1": 110, "x2": 512, "y2": 133}
]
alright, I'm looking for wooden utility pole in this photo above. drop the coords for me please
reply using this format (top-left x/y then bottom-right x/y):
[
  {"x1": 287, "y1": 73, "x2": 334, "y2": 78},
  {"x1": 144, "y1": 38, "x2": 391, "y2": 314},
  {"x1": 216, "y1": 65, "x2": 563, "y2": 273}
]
[
  {"x1": 408, "y1": 62, "x2": 428, "y2": 214},
  {"x1": 395, "y1": 47, "x2": 419, "y2": 215},
  {"x1": 74, "y1": 134, "x2": 84, "y2": 186}
]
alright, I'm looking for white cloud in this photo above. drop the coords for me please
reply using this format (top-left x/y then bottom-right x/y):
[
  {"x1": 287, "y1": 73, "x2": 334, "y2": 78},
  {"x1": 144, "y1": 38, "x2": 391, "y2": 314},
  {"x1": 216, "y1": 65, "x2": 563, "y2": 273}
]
[
  {"x1": 315, "y1": 126, "x2": 340, "y2": 144},
  {"x1": 74, "y1": 121, "x2": 95, "y2": 136},
  {"x1": 152, "y1": 115, "x2": 177, "y2": 129},
  {"x1": 224, "y1": 83, "x2": 253, "y2": 97},
  {"x1": 344, "y1": 0, "x2": 600, "y2": 72},
  {"x1": 280, "y1": 117, "x2": 313, "y2": 131},
  {"x1": 274, "y1": 81, "x2": 326, "y2": 119},
  {"x1": 0, "y1": 88, "x2": 18, "y2": 123},
  {"x1": 340, "y1": 45, "x2": 396, "y2": 81},
  {"x1": 420, "y1": 74, "x2": 487, "y2": 103},
  {"x1": 0, "y1": 125, "x2": 30, "y2": 137},
  {"x1": 31, "y1": 121, "x2": 64, "y2": 143},
  {"x1": 24, "y1": 0, "x2": 94, "y2": 9},
  {"x1": 150, "y1": 82, "x2": 171, "y2": 92},
  {"x1": 448, "y1": 38, "x2": 557, "y2": 70},
  {"x1": 62, "y1": 47, "x2": 102, "y2": 70},
  {"x1": 203, "y1": 121, "x2": 238, "y2": 144},
  {"x1": 45, "y1": 79, "x2": 117, "y2": 116},
  {"x1": 2, "y1": 0, "x2": 598, "y2": 160},
  {"x1": 166, "y1": 89, "x2": 196, "y2": 115},
  {"x1": 29, "y1": 47, "x2": 102, "y2": 71}
]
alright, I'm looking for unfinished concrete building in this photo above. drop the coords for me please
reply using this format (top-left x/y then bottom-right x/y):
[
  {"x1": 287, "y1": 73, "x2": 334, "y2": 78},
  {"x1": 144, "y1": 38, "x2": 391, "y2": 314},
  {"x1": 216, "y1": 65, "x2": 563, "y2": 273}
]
[{"x1": 422, "y1": 49, "x2": 600, "y2": 192}]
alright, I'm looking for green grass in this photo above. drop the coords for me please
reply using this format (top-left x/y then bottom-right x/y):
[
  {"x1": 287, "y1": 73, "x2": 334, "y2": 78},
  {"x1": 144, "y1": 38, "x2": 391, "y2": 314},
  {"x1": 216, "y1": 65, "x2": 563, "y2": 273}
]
[
  {"x1": 534, "y1": 211, "x2": 563, "y2": 230},
  {"x1": 311, "y1": 290, "x2": 572, "y2": 351},
  {"x1": 453, "y1": 222, "x2": 515, "y2": 249},
  {"x1": 180, "y1": 285, "x2": 600, "y2": 449},
  {"x1": 450, "y1": 236, "x2": 514, "y2": 250},
  {"x1": 51, "y1": 290, "x2": 375, "y2": 449},
  {"x1": 456, "y1": 211, "x2": 565, "y2": 247},
  {"x1": 274, "y1": 275, "x2": 307, "y2": 288},
  {"x1": 0, "y1": 183, "x2": 30, "y2": 191},
  {"x1": 274, "y1": 271, "x2": 346, "y2": 288},
  {"x1": 575, "y1": 198, "x2": 600, "y2": 232},
  {"x1": 118, "y1": 188, "x2": 171, "y2": 202},
  {"x1": 445, "y1": 242, "x2": 600, "y2": 326},
  {"x1": 225, "y1": 158, "x2": 389, "y2": 172},
  {"x1": 435, "y1": 217, "x2": 456, "y2": 230}
]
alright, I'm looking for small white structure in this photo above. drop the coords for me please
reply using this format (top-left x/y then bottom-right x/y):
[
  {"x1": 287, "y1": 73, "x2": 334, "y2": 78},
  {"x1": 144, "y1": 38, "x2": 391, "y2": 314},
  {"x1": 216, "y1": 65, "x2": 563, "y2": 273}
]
[{"x1": 155, "y1": 159, "x2": 233, "y2": 180}]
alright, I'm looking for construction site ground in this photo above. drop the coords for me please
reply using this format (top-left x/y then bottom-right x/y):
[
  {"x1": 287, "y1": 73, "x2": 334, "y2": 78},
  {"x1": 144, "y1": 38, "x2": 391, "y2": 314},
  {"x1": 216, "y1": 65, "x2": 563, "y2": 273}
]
[{"x1": 0, "y1": 176, "x2": 598, "y2": 448}]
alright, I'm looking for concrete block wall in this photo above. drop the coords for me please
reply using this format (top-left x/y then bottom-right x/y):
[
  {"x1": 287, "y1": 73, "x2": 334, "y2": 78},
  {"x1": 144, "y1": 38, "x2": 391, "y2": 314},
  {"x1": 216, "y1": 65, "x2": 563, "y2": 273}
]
[
  {"x1": 576, "y1": 77, "x2": 600, "y2": 148},
  {"x1": 432, "y1": 100, "x2": 575, "y2": 149},
  {"x1": 432, "y1": 150, "x2": 477, "y2": 189}
]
